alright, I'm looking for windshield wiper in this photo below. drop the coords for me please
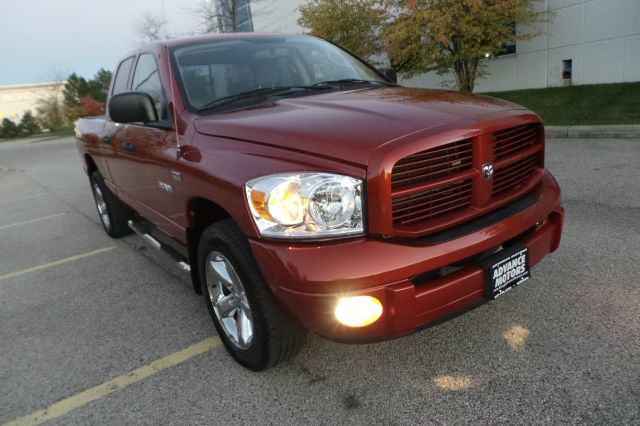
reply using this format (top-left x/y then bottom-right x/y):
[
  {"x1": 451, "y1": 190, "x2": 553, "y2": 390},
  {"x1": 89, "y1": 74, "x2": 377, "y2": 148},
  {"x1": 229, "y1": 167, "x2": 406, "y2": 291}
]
[
  {"x1": 196, "y1": 86, "x2": 332, "y2": 112},
  {"x1": 312, "y1": 79, "x2": 389, "y2": 87}
]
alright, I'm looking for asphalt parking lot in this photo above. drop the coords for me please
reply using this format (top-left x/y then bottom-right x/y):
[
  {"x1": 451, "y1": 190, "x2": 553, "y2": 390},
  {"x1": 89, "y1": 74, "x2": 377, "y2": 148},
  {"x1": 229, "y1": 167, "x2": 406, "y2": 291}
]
[{"x1": 1, "y1": 136, "x2": 639, "y2": 425}]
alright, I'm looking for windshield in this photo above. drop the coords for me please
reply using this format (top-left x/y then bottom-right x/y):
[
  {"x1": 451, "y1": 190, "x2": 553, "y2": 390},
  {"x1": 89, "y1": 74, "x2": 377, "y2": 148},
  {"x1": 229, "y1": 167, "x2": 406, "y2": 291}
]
[{"x1": 171, "y1": 36, "x2": 387, "y2": 112}]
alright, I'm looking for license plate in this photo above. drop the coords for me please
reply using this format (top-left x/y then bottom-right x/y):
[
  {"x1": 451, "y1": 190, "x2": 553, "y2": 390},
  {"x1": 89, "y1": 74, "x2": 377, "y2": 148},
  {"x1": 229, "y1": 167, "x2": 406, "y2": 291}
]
[{"x1": 481, "y1": 243, "x2": 530, "y2": 299}]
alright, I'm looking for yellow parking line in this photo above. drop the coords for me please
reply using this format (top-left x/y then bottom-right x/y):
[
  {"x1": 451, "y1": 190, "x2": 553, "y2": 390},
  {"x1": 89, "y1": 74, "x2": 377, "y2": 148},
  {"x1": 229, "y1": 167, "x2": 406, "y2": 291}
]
[
  {"x1": 0, "y1": 179, "x2": 29, "y2": 188},
  {"x1": 0, "y1": 247, "x2": 115, "y2": 282},
  {"x1": 0, "y1": 213, "x2": 65, "y2": 231},
  {"x1": 0, "y1": 193, "x2": 45, "y2": 204},
  {"x1": 2, "y1": 337, "x2": 222, "y2": 426}
]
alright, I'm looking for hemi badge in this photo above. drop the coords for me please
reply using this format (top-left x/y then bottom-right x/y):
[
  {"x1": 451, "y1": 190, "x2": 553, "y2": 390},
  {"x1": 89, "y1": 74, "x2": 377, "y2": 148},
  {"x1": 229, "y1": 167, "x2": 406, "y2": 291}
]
[
  {"x1": 171, "y1": 171, "x2": 182, "y2": 181},
  {"x1": 159, "y1": 181, "x2": 174, "y2": 193}
]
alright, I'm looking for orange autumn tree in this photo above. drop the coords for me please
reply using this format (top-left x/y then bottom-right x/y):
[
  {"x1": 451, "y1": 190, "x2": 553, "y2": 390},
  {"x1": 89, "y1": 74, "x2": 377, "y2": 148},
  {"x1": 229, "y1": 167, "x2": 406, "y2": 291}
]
[
  {"x1": 298, "y1": 0, "x2": 385, "y2": 59},
  {"x1": 384, "y1": 0, "x2": 547, "y2": 92}
]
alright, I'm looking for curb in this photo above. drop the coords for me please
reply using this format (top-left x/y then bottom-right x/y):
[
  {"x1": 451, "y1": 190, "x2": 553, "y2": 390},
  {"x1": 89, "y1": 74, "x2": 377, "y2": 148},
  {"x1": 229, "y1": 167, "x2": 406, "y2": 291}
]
[{"x1": 545, "y1": 125, "x2": 640, "y2": 139}]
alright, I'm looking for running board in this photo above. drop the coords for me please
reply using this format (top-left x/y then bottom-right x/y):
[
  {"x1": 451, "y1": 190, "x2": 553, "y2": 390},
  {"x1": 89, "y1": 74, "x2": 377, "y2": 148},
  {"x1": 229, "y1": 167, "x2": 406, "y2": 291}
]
[{"x1": 127, "y1": 220, "x2": 191, "y2": 273}]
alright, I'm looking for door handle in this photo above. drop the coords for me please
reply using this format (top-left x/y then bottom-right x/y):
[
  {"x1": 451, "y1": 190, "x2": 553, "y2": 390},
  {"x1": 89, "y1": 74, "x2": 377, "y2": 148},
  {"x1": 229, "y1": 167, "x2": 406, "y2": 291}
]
[
  {"x1": 101, "y1": 136, "x2": 111, "y2": 144},
  {"x1": 122, "y1": 141, "x2": 135, "y2": 152}
]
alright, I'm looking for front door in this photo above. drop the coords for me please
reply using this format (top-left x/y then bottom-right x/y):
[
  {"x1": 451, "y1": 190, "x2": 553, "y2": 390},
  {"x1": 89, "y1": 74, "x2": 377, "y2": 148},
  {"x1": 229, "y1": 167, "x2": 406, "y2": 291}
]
[
  {"x1": 118, "y1": 124, "x2": 182, "y2": 235},
  {"x1": 107, "y1": 52, "x2": 184, "y2": 237}
]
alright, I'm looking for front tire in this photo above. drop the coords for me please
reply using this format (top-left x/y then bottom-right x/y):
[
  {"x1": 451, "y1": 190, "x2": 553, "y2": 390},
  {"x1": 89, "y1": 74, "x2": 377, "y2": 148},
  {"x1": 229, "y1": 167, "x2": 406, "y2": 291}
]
[
  {"x1": 198, "y1": 220, "x2": 306, "y2": 371},
  {"x1": 90, "y1": 171, "x2": 132, "y2": 238}
]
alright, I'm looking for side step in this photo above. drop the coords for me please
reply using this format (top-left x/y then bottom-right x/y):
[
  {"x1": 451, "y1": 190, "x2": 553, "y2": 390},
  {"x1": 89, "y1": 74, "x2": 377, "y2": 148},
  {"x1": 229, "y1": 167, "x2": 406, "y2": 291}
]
[{"x1": 127, "y1": 220, "x2": 191, "y2": 273}]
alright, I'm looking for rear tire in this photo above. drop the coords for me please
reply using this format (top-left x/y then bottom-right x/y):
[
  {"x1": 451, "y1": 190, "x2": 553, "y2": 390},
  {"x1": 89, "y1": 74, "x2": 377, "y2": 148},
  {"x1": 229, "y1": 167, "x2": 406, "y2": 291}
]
[
  {"x1": 198, "y1": 220, "x2": 306, "y2": 371},
  {"x1": 90, "y1": 171, "x2": 132, "y2": 238}
]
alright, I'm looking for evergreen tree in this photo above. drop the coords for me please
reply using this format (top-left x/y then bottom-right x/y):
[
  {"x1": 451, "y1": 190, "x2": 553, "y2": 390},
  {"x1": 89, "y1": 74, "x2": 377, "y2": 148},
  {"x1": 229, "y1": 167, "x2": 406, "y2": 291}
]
[
  {"x1": 88, "y1": 68, "x2": 112, "y2": 103},
  {"x1": 63, "y1": 73, "x2": 90, "y2": 109},
  {"x1": 0, "y1": 118, "x2": 20, "y2": 138},
  {"x1": 19, "y1": 111, "x2": 41, "y2": 135}
]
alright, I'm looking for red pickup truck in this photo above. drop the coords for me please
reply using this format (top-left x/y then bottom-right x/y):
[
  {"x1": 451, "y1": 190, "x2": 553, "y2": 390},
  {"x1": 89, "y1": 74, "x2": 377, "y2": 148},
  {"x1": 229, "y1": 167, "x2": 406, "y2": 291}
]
[{"x1": 76, "y1": 33, "x2": 563, "y2": 371}]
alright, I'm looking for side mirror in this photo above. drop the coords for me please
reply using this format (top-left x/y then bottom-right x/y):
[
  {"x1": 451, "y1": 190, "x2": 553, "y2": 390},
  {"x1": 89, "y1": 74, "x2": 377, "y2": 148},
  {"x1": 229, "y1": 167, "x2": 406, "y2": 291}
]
[
  {"x1": 377, "y1": 67, "x2": 398, "y2": 84},
  {"x1": 108, "y1": 91, "x2": 158, "y2": 124}
]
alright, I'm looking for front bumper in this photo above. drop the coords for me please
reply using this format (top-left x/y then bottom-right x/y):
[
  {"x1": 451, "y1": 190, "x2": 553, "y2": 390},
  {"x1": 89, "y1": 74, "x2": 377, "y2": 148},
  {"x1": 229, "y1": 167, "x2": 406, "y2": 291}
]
[{"x1": 249, "y1": 171, "x2": 563, "y2": 341}]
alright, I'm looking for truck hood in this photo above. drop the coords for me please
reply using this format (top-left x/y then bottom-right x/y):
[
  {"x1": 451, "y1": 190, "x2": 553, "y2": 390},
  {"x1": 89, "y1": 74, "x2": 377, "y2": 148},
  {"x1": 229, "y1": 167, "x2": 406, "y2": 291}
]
[{"x1": 193, "y1": 86, "x2": 527, "y2": 166}]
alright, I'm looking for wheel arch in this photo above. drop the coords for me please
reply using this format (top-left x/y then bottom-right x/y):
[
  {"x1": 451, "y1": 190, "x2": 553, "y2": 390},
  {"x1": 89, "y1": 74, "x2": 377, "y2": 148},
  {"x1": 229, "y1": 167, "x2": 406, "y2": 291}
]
[
  {"x1": 85, "y1": 154, "x2": 98, "y2": 177},
  {"x1": 185, "y1": 197, "x2": 233, "y2": 294}
]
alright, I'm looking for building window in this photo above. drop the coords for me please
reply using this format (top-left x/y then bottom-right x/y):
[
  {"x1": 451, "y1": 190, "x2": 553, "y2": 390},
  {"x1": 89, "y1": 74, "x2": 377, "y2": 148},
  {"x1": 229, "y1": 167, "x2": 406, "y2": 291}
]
[
  {"x1": 501, "y1": 40, "x2": 516, "y2": 55},
  {"x1": 214, "y1": 0, "x2": 254, "y2": 33},
  {"x1": 498, "y1": 22, "x2": 516, "y2": 56},
  {"x1": 562, "y1": 59, "x2": 572, "y2": 80}
]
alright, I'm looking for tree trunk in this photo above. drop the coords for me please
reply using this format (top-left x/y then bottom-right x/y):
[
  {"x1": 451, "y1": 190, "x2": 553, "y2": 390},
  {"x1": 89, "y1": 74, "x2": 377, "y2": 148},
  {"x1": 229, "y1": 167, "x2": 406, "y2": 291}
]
[
  {"x1": 453, "y1": 59, "x2": 478, "y2": 93},
  {"x1": 230, "y1": 0, "x2": 238, "y2": 32}
]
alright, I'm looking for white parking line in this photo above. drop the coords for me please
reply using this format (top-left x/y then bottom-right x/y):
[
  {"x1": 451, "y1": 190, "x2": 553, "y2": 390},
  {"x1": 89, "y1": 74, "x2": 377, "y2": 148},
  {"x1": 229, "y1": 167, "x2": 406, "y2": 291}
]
[
  {"x1": 0, "y1": 193, "x2": 45, "y2": 204},
  {"x1": 0, "y1": 247, "x2": 115, "y2": 283},
  {"x1": 0, "y1": 213, "x2": 65, "y2": 231}
]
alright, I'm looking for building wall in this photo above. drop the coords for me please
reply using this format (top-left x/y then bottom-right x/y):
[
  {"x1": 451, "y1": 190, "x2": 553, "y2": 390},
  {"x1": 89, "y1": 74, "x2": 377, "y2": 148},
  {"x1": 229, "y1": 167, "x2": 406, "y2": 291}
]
[
  {"x1": 251, "y1": 0, "x2": 305, "y2": 34},
  {"x1": 404, "y1": 0, "x2": 640, "y2": 91},
  {"x1": 0, "y1": 82, "x2": 65, "y2": 121},
  {"x1": 252, "y1": 0, "x2": 640, "y2": 92}
]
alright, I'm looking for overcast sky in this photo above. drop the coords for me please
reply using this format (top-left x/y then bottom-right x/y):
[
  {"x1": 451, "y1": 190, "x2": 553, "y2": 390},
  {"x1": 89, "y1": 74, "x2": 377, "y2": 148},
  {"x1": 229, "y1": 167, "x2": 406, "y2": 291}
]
[{"x1": 0, "y1": 0, "x2": 204, "y2": 86}]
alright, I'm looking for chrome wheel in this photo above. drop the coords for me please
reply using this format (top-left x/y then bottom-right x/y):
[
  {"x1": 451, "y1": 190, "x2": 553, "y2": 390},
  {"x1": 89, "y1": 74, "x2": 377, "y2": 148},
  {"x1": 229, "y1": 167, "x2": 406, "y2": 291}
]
[
  {"x1": 205, "y1": 251, "x2": 254, "y2": 349},
  {"x1": 93, "y1": 183, "x2": 111, "y2": 230}
]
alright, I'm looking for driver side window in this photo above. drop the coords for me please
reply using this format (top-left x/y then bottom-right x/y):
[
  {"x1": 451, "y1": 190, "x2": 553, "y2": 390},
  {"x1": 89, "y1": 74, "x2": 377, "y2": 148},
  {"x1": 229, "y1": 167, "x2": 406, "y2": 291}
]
[{"x1": 132, "y1": 53, "x2": 166, "y2": 120}]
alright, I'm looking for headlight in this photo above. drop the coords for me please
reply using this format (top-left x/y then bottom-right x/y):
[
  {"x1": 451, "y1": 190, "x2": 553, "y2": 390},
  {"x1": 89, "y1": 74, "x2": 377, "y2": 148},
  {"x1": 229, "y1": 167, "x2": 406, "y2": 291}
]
[{"x1": 245, "y1": 173, "x2": 364, "y2": 239}]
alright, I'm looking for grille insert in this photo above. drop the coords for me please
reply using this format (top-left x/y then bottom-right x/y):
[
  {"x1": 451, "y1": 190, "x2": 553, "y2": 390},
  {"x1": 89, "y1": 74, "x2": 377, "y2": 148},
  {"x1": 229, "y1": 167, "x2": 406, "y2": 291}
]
[
  {"x1": 392, "y1": 179, "x2": 472, "y2": 225},
  {"x1": 492, "y1": 154, "x2": 538, "y2": 196},
  {"x1": 493, "y1": 124, "x2": 539, "y2": 160},
  {"x1": 392, "y1": 138, "x2": 473, "y2": 189}
]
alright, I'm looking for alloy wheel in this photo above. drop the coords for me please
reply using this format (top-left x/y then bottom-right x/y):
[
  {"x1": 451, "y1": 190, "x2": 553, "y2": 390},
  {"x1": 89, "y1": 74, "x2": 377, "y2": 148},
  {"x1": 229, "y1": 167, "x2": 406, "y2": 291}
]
[
  {"x1": 205, "y1": 251, "x2": 254, "y2": 349},
  {"x1": 93, "y1": 183, "x2": 111, "y2": 230}
]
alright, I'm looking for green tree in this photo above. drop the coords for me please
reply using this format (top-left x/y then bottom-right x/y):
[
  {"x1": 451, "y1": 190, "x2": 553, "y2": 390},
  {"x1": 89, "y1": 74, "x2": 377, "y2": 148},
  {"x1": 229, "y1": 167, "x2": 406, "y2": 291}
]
[
  {"x1": 298, "y1": 0, "x2": 384, "y2": 59},
  {"x1": 61, "y1": 70, "x2": 110, "y2": 123},
  {"x1": 63, "y1": 73, "x2": 89, "y2": 108},
  {"x1": 36, "y1": 91, "x2": 65, "y2": 132},
  {"x1": 87, "y1": 68, "x2": 112, "y2": 103},
  {"x1": 383, "y1": 0, "x2": 547, "y2": 92},
  {"x1": 19, "y1": 111, "x2": 41, "y2": 135},
  {"x1": 62, "y1": 73, "x2": 90, "y2": 123},
  {"x1": 0, "y1": 118, "x2": 20, "y2": 138}
]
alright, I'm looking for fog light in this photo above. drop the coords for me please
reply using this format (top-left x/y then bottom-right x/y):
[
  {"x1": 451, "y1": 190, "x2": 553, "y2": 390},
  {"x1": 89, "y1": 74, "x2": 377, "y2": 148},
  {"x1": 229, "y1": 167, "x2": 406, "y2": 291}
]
[{"x1": 335, "y1": 296, "x2": 383, "y2": 327}]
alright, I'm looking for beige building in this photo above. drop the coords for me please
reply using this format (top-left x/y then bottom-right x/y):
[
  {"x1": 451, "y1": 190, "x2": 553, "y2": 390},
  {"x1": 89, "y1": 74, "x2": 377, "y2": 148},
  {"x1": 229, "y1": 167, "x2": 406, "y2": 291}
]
[{"x1": 0, "y1": 82, "x2": 65, "y2": 122}]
